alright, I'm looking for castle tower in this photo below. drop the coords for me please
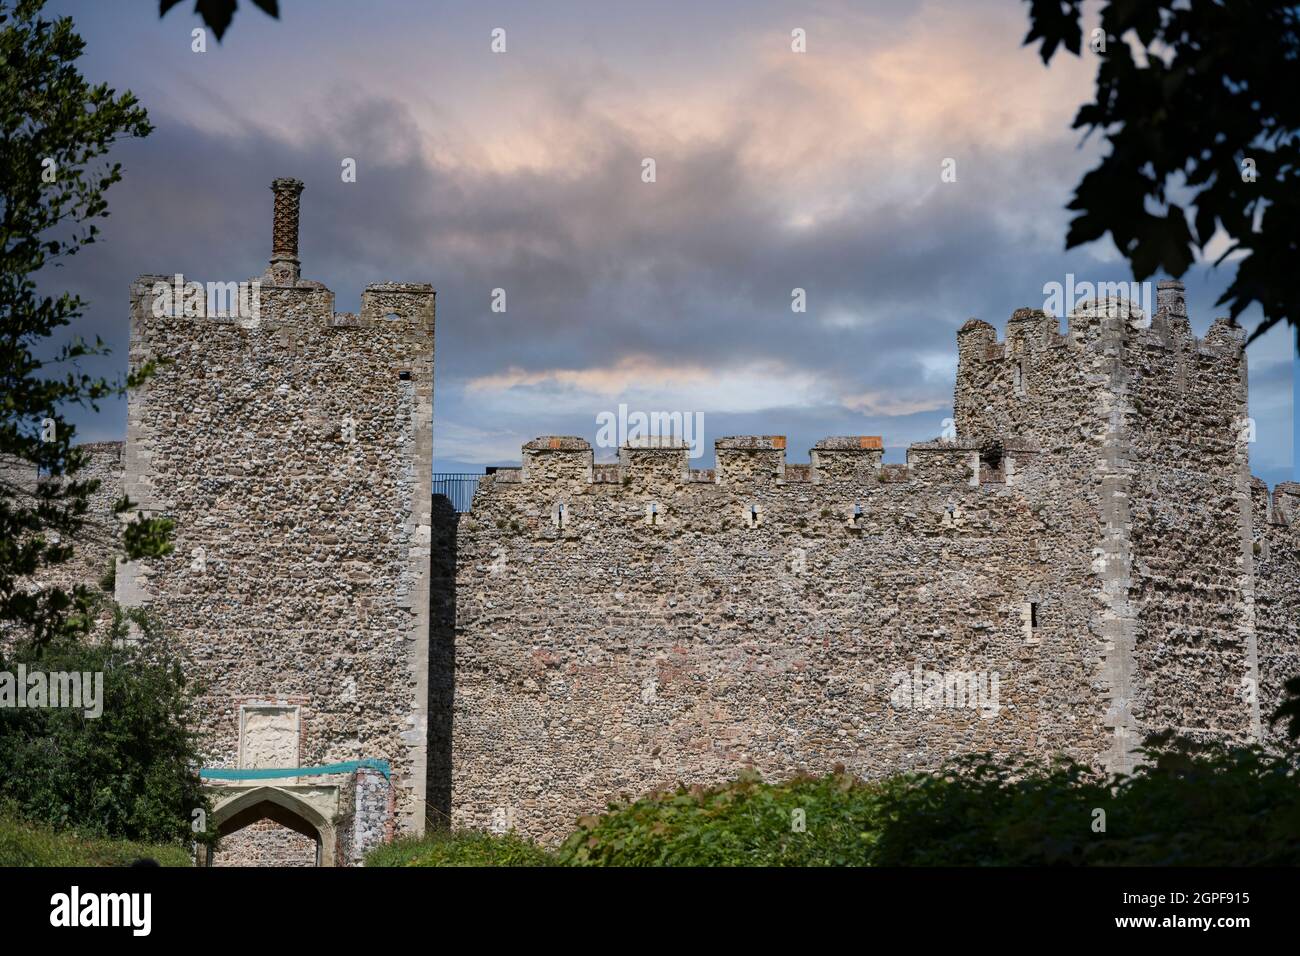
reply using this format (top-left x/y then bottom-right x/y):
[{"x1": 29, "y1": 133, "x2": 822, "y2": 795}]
[
  {"x1": 954, "y1": 282, "x2": 1261, "y2": 771},
  {"x1": 117, "y1": 181, "x2": 434, "y2": 864}
]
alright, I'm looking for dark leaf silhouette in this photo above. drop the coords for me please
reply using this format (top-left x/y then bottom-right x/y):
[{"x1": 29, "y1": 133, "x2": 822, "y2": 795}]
[
  {"x1": 1024, "y1": 0, "x2": 1300, "y2": 347},
  {"x1": 159, "y1": 0, "x2": 279, "y2": 42}
]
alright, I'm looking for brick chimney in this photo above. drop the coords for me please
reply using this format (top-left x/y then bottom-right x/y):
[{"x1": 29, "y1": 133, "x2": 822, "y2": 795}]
[{"x1": 268, "y1": 177, "x2": 304, "y2": 285}]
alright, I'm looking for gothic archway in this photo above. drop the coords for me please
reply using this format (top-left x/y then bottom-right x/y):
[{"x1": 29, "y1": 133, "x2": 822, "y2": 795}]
[{"x1": 207, "y1": 786, "x2": 338, "y2": 867}]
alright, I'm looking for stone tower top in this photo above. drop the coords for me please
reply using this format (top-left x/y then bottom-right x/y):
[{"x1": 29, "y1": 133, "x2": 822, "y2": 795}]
[
  {"x1": 1156, "y1": 278, "x2": 1187, "y2": 321},
  {"x1": 268, "y1": 177, "x2": 305, "y2": 285}
]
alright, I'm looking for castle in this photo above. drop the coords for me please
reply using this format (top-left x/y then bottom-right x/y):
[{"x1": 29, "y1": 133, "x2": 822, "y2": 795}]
[{"x1": 49, "y1": 182, "x2": 1300, "y2": 862}]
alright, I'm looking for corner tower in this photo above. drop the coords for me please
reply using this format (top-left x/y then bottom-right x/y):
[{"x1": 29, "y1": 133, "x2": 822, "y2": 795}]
[{"x1": 954, "y1": 283, "x2": 1259, "y2": 772}]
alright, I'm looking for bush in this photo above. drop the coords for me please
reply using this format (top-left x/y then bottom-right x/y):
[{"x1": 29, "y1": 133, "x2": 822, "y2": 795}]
[
  {"x1": 558, "y1": 769, "x2": 888, "y2": 866},
  {"x1": 0, "y1": 607, "x2": 215, "y2": 848},
  {"x1": 366, "y1": 829, "x2": 555, "y2": 867},
  {"x1": 558, "y1": 736, "x2": 1300, "y2": 866}
]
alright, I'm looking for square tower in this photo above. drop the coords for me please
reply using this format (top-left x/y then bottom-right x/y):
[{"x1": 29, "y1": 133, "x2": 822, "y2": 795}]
[{"x1": 116, "y1": 181, "x2": 434, "y2": 852}]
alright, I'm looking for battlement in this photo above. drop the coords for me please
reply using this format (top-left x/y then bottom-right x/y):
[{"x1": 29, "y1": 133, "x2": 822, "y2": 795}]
[
  {"x1": 954, "y1": 281, "x2": 1249, "y2": 461},
  {"x1": 1263, "y1": 480, "x2": 1300, "y2": 529},
  {"x1": 129, "y1": 180, "x2": 433, "y2": 334},
  {"x1": 485, "y1": 433, "x2": 1039, "y2": 500},
  {"x1": 956, "y1": 290, "x2": 1244, "y2": 362},
  {"x1": 129, "y1": 274, "x2": 433, "y2": 333}
]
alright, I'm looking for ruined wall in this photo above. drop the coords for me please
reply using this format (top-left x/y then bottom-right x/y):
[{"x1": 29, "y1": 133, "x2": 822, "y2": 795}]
[
  {"x1": 0, "y1": 442, "x2": 126, "y2": 652},
  {"x1": 47, "y1": 442, "x2": 126, "y2": 602},
  {"x1": 451, "y1": 433, "x2": 1102, "y2": 843},
  {"x1": 117, "y1": 269, "x2": 435, "y2": 840}
]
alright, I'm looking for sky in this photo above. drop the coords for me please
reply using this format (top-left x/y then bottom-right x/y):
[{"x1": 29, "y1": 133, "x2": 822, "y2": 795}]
[{"x1": 42, "y1": 0, "x2": 1297, "y2": 485}]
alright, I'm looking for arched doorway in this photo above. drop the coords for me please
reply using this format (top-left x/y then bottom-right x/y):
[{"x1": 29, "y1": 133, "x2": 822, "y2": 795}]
[{"x1": 207, "y1": 786, "x2": 338, "y2": 867}]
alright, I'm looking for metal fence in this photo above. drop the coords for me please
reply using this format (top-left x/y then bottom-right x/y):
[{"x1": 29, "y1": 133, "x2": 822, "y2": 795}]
[{"x1": 431, "y1": 473, "x2": 483, "y2": 513}]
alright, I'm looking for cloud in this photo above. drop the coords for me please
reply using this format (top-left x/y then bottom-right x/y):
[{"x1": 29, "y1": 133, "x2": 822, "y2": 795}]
[{"x1": 44, "y1": 0, "x2": 1290, "y2": 482}]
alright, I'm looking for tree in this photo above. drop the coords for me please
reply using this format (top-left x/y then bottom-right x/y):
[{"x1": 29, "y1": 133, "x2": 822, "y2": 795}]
[
  {"x1": 1024, "y1": 0, "x2": 1300, "y2": 347},
  {"x1": 0, "y1": 605, "x2": 217, "y2": 849},
  {"x1": 0, "y1": 0, "x2": 172, "y2": 648},
  {"x1": 159, "y1": 0, "x2": 279, "y2": 42}
]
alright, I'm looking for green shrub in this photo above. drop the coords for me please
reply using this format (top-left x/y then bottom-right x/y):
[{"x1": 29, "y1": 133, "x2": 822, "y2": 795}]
[
  {"x1": 0, "y1": 607, "x2": 215, "y2": 848},
  {"x1": 558, "y1": 769, "x2": 888, "y2": 866},
  {"x1": 366, "y1": 829, "x2": 555, "y2": 867},
  {"x1": 872, "y1": 735, "x2": 1300, "y2": 866},
  {"x1": 557, "y1": 736, "x2": 1300, "y2": 866}
]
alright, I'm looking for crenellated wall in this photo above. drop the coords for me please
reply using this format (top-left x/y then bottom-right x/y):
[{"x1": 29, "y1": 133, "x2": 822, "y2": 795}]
[
  {"x1": 954, "y1": 286, "x2": 1263, "y2": 770},
  {"x1": 451, "y1": 283, "x2": 1290, "y2": 841},
  {"x1": 452, "y1": 430, "x2": 1107, "y2": 842},
  {"x1": 32, "y1": 233, "x2": 1297, "y2": 861}
]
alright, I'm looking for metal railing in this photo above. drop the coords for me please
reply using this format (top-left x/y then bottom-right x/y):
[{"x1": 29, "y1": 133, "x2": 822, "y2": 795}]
[{"x1": 431, "y1": 473, "x2": 483, "y2": 513}]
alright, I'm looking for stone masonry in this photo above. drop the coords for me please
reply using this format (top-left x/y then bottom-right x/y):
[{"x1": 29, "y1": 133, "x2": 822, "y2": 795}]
[
  {"x1": 451, "y1": 284, "x2": 1300, "y2": 843},
  {"x1": 113, "y1": 180, "x2": 434, "y2": 862},
  {"x1": 46, "y1": 182, "x2": 1300, "y2": 858}
]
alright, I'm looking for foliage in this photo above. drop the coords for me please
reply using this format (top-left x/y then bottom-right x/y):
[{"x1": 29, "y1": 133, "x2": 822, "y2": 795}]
[
  {"x1": 365, "y1": 736, "x2": 1300, "y2": 866},
  {"x1": 0, "y1": 605, "x2": 216, "y2": 848},
  {"x1": 1023, "y1": 0, "x2": 1300, "y2": 346},
  {"x1": 0, "y1": 0, "x2": 172, "y2": 649},
  {"x1": 159, "y1": 0, "x2": 278, "y2": 42},
  {"x1": 558, "y1": 736, "x2": 1300, "y2": 866},
  {"x1": 1271, "y1": 675, "x2": 1300, "y2": 743},
  {"x1": 872, "y1": 735, "x2": 1300, "y2": 866},
  {"x1": 0, "y1": 801, "x2": 191, "y2": 866},
  {"x1": 557, "y1": 769, "x2": 888, "y2": 866},
  {"x1": 365, "y1": 829, "x2": 555, "y2": 867}
]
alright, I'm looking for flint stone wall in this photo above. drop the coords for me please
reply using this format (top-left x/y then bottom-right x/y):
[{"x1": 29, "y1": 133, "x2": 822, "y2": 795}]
[
  {"x1": 116, "y1": 272, "x2": 434, "y2": 839},
  {"x1": 453, "y1": 298, "x2": 1291, "y2": 842},
  {"x1": 211, "y1": 818, "x2": 317, "y2": 867}
]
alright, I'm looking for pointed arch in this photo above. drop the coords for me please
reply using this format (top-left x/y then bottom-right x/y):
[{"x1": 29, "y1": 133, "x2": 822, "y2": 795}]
[{"x1": 209, "y1": 786, "x2": 338, "y2": 866}]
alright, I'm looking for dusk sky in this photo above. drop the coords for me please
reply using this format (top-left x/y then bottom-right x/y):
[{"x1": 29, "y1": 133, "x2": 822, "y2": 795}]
[{"x1": 47, "y1": 0, "x2": 1296, "y2": 485}]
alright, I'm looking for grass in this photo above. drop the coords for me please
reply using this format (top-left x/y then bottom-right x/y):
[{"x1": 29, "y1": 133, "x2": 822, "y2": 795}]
[
  {"x1": 365, "y1": 829, "x2": 555, "y2": 867},
  {"x1": 0, "y1": 812, "x2": 193, "y2": 867}
]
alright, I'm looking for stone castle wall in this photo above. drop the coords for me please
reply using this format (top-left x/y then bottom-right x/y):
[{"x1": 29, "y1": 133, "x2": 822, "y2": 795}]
[
  {"x1": 116, "y1": 269, "x2": 435, "y2": 839},
  {"x1": 24, "y1": 198, "x2": 1296, "y2": 863},
  {"x1": 451, "y1": 433, "x2": 1103, "y2": 843},
  {"x1": 451, "y1": 291, "x2": 1291, "y2": 842},
  {"x1": 0, "y1": 441, "x2": 126, "y2": 651},
  {"x1": 1254, "y1": 480, "x2": 1300, "y2": 748}
]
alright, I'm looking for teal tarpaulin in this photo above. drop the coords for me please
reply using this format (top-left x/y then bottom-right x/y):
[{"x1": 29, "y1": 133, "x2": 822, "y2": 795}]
[{"x1": 200, "y1": 758, "x2": 391, "y2": 781}]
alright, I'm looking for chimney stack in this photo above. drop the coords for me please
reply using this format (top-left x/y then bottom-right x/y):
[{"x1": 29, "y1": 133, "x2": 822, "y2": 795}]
[
  {"x1": 1155, "y1": 279, "x2": 1186, "y2": 322},
  {"x1": 268, "y1": 177, "x2": 304, "y2": 285}
]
